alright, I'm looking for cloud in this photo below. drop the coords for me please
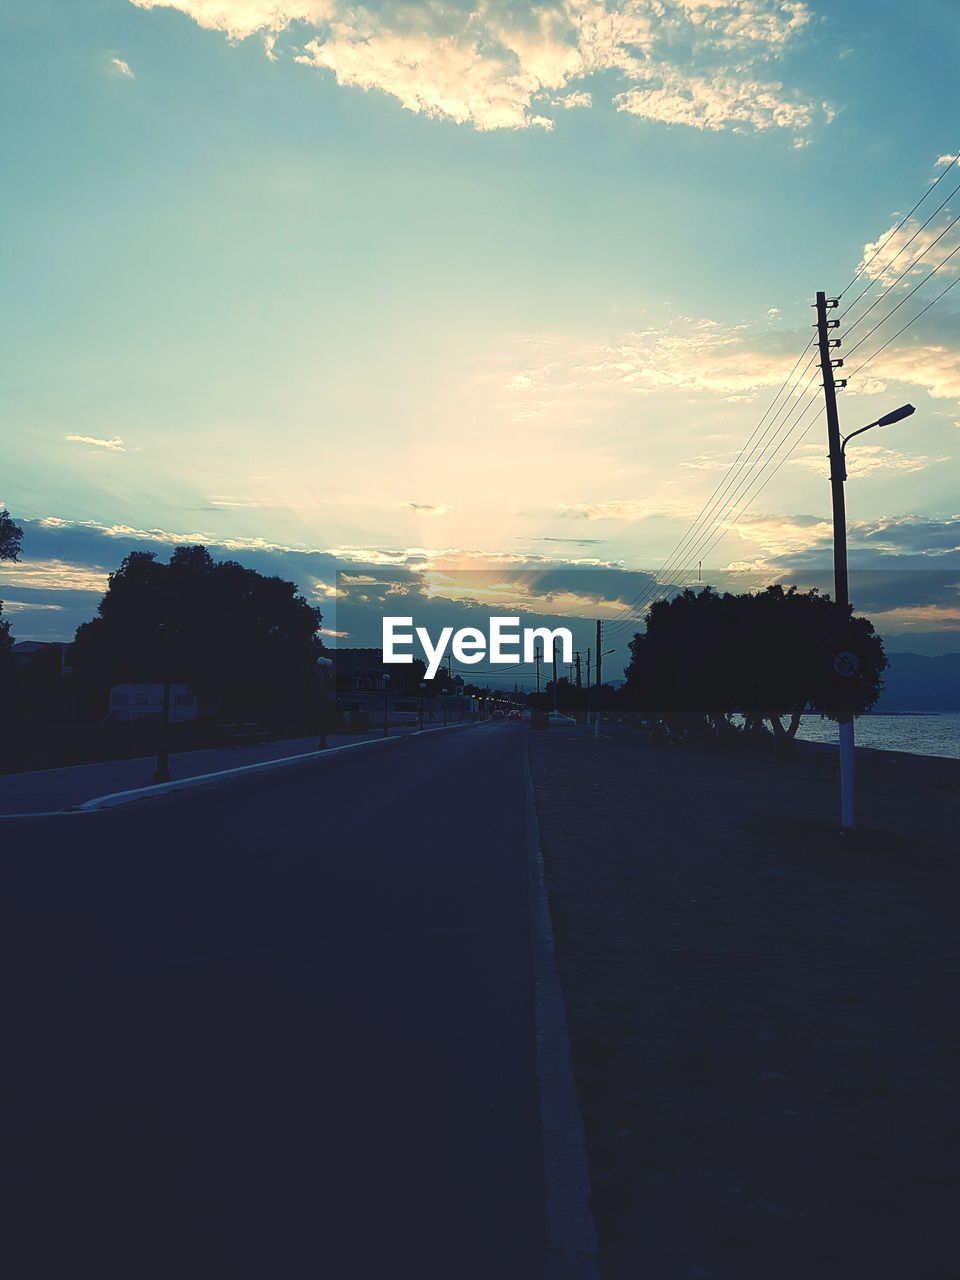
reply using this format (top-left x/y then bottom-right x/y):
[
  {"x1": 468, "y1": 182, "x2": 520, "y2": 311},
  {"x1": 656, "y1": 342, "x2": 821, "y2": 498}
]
[
  {"x1": 131, "y1": 1, "x2": 337, "y2": 41},
  {"x1": 724, "y1": 510, "x2": 834, "y2": 556},
  {"x1": 790, "y1": 444, "x2": 947, "y2": 478},
  {"x1": 732, "y1": 514, "x2": 960, "y2": 571},
  {"x1": 843, "y1": 303, "x2": 960, "y2": 401},
  {"x1": 492, "y1": 316, "x2": 812, "y2": 425},
  {"x1": 553, "y1": 90, "x2": 592, "y2": 109},
  {"x1": 65, "y1": 433, "x2": 126, "y2": 452},
  {"x1": 614, "y1": 68, "x2": 818, "y2": 134},
  {"x1": 0, "y1": 558, "x2": 112, "y2": 593},
  {"x1": 0, "y1": 601, "x2": 65, "y2": 612},
  {"x1": 403, "y1": 501, "x2": 451, "y2": 516},
  {"x1": 8, "y1": 514, "x2": 957, "y2": 657},
  {"x1": 857, "y1": 214, "x2": 960, "y2": 288},
  {"x1": 110, "y1": 56, "x2": 135, "y2": 77},
  {"x1": 534, "y1": 535, "x2": 607, "y2": 544},
  {"x1": 856, "y1": 515, "x2": 960, "y2": 556},
  {"x1": 129, "y1": 0, "x2": 822, "y2": 137},
  {"x1": 557, "y1": 498, "x2": 679, "y2": 521}
]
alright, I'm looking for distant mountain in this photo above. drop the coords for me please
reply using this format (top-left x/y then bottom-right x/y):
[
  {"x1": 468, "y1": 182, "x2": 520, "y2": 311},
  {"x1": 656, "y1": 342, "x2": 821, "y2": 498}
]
[{"x1": 875, "y1": 652, "x2": 960, "y2": 713}]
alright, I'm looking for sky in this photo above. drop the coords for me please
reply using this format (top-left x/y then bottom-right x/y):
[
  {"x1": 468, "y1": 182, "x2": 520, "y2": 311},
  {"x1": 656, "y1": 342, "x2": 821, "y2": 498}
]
[{"x1": 2, "y1": 0, "x2": 959, "y2": 671}]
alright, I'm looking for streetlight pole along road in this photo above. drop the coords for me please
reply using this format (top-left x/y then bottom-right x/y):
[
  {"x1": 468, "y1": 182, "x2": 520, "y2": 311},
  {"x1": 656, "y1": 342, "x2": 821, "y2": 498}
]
[
  {"x1": 816, "y1": 289, "x2": 915, "y2": 831},
  {"x1": 317, "y1": 654, "x2": 333, "y2": 750}
]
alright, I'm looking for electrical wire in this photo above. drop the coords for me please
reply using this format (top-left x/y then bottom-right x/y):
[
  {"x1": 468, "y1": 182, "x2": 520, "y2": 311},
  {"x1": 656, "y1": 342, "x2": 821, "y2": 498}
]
[
  {"x1": 840, "y1": 207, "x2": 960, "y2": 342},
  {"x1": 603, "y1": 151, "x2": 960, "y2": 645},
  {"x1": 839, "y1": 150, "x2": 959, "y2": 296},
  {"x1": 847, "y1": 274, "x2": 960, "y2": 380},
  {"x1": 838, "y1": 175, "x2": 960, "y2": 321},
  {"x1": 843, "y1": 238, "x2": 960, "y2": 363},
  {"x1": 603, "y1": 341, "x2": 818, "y2": 625},
  {"x1": 604, "y1": 360, "x2": 824, "y2": 633},
  {"x1": 603, "y1": 385, "x2": 825, "y2": 637}
]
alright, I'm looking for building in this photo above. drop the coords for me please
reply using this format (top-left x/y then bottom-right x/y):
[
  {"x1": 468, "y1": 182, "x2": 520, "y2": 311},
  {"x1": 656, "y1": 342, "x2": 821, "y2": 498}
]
[
  {"x1": 11, "y1": 640, "x2": 72, "y2": 674},
  {"x1": 333, "y1": 648, "x2": 469, "y2": 729},
  {"x1": 107, "y1": 683, "x2": 198, "y2": 723}
]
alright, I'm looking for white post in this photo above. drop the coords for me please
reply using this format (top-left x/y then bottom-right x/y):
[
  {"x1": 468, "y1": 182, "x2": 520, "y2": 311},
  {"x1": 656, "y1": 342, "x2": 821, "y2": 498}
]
[{"x1": 838, "y1": 717, "x2": 856, "y2": 831}]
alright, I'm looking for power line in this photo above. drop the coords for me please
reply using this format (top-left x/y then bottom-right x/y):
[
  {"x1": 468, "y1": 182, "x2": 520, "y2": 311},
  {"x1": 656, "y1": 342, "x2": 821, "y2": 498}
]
[
  {"x1": 843, "y1": 238, "x2": 960, "y2": 363},
  {"x1": 603, "y1": 383, "x2": 825, "y2": 637},
  {"x1": 604, "y1": 360, "x2": 824, "y2": 634},
  {"x1": 604, "y1": 151, "x2": 960, "y2": 644},
  {"x1": 603, "y1": 398, "x2": 828, "y2": 641},
  {"x1": 604, "y1": 340, "x2": 818, "y2": 625},
  {"x1": 847, "y1": 273, "x2": 960, "y2": 379},
  {"x1": 840, "y1": 206, "x2": 960, "y2": 341},
  {"x1": 839, "y1": 150, "x2": 959, "y2": 296}
]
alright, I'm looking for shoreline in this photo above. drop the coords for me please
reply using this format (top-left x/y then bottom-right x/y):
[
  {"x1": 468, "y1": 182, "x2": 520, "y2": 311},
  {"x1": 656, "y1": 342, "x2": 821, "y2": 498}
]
[{"x1": 795, "y1": 736, "x2": 960, "y2": 784}]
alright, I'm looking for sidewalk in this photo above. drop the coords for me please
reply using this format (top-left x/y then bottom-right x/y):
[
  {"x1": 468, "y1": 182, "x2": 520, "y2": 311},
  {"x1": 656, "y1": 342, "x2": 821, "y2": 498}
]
[
  {"x1": 530, "y1": 730, "x2": 958, "y2": 1279},
  {"x1": 0, "y1": 730, "x2": 415, "y2": 815}
]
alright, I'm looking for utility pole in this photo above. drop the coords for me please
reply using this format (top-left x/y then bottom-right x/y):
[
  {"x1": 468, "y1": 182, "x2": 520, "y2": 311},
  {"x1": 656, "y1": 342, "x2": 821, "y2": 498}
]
[
  {"x1": 816, "y1": 289, "x2": 855, "y2": 831},
  {"x1": 153, "y1": 622, "x2": 172, "y2": 783},
  {"x1": 586, "y1": 647, "x2": 592, "y2": 689},
  {"x1": 153, "y1": 676, "x2": 172, "y2": 783},
  {"x1": 594, "y1": 619, "x2": 602, "y2": 738},
  {"x1": 534, "y1": 644, "x2": 542, "y2": 694},
  {"x1": 552, "y1": 638, "x2": 559, "y2": 714},
  {"x1": 575, "y1": 652, "x2": 582, "y2": 689}
]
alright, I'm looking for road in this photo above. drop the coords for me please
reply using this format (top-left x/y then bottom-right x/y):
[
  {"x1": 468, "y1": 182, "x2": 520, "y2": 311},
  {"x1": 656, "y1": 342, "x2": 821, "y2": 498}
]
[
  {"x1": 0, "y1": 729, "x2": 417, "y2": 815},
  {"x1": 6, "y1": 723, "x2": 542, "y2": 1277}
]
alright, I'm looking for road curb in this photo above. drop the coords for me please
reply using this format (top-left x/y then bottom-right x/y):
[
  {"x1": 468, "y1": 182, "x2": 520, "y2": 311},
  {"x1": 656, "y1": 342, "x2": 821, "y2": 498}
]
[
  {"x1": 524, "y1": 747, "x2": 600, "y2": 1279},
  {"x1": 0, "y1": 724, "x2": 482, "y2": 820},
  {"x1": 76, "y1": 733, "x2": 405, "y2": 812}
]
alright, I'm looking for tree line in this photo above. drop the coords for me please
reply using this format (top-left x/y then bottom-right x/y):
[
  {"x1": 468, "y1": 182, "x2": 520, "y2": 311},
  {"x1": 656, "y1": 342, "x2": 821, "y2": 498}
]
[
  {"x1": 3, "y1": 507, "x2": 888, "y2": 748},
  {"x1": 534, "y1": 585, "x2": 885, "y2": 742}
]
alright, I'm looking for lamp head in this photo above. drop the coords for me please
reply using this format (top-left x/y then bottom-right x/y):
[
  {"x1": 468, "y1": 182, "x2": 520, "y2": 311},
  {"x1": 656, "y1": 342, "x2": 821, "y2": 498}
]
[{"x1": 877, "y1": 403, "x2": 915, "y2": 428}]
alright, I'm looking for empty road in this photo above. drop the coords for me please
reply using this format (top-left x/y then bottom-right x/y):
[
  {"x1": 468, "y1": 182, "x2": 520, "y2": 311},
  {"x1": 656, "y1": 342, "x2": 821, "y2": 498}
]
[{"x1": 6, "y1": 724, "x2": 542, "y2": 1277}]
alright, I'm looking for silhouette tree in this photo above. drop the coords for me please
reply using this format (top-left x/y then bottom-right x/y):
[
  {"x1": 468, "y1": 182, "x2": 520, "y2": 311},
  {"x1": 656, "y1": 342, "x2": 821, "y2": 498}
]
[
  {"x1": 71, "y1": 545, "x2": 324, "y2": 725},
  {"x1": 0, "y1": 510, "x2": 23, "y2": 709},
  {"x1": 623, "y1": 585, "x2": 886, "y2": 740},
  {"x1": 0, "y1": 509, "x2": 22, "y2": 563}
]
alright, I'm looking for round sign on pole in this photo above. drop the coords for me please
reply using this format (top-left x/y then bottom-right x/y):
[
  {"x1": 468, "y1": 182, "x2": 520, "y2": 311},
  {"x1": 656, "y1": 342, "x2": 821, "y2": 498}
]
[{"x1": 833, "y1": 651, "x2": 860, "y2": 677}]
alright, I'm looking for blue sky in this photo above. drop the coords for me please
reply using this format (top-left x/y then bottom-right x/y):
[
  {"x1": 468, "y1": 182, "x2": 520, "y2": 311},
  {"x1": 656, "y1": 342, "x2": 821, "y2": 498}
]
[{"x1": 2, "y1": 0, "x2": 958, "y2": 661}]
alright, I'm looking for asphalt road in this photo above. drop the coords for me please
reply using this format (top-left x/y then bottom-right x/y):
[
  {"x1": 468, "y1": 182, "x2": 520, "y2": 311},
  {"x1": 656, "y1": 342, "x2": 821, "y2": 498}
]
[
  {"x1": 0, "y1": 729, "x2": 404, "y2": 815},
  {"x1": 6, "y1": 723, "x2": 542, "y2": 1277}
]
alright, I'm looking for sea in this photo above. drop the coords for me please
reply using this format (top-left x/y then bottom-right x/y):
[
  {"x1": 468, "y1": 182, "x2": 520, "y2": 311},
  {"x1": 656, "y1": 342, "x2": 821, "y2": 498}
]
[{"x1": 796, "y1": 713, "x2": 960, "y2": 760}]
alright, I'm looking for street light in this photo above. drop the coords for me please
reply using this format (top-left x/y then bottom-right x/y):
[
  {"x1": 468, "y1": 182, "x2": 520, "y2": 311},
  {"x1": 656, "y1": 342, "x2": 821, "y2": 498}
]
[
  {"x1": 838, "y1": 404, "x2": 915, "y2": 480},
  {"x1": 382, "y1": 671, "x2": 390, "y2": 737},
  {"x1": 827, "y1": 399, "x2": 916, "y2": 829},
  {"x1": 418, "y1": 681, "x2": 428, "y2": 731},
  {"x1": 316, "y1": 654, "x2": 333, "y2": 750}
]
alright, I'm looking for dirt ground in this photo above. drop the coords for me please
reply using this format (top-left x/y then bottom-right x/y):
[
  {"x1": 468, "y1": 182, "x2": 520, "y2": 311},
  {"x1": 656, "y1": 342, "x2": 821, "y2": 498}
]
[{"x1": 529, "y1": 728, "x2": 960, "y2": 1280}]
